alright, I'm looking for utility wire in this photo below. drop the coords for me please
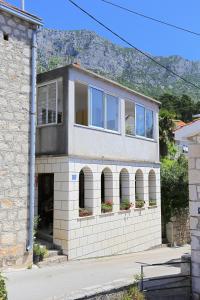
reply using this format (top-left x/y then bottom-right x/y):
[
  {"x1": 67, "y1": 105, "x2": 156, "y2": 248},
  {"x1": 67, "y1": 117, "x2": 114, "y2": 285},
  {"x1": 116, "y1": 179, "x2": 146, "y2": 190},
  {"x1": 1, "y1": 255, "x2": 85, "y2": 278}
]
[
  {"x1": 68, "y1": 0, "x2": 200, "y2": 91},
  {"x1": 100, "y1": 0, "x2": 200, "y2": 37}
]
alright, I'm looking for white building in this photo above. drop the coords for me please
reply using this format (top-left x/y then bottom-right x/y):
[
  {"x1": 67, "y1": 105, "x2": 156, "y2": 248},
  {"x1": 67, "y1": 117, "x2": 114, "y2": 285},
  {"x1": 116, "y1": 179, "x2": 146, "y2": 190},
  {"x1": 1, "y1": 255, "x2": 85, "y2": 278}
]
[
  {"x1": 35, "y1": 63, "x2": 161, "y2": 260},
  {"x1": 175, "y1": 120, "x2": 200, "y2": 299}
]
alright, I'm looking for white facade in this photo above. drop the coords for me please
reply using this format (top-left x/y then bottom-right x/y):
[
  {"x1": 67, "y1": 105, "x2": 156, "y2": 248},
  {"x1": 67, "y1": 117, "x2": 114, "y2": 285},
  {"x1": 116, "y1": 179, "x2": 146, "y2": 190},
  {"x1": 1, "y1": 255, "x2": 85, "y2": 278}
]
[
  {"x1": 36, "y1": 156, "x2": 161, "y2": 259},
  {"x1": 36, "y1": 64, "x2": 161, "y2": 260},
  {"x1": 175, "y1": 121, "x2": 200, "y2": 299}
]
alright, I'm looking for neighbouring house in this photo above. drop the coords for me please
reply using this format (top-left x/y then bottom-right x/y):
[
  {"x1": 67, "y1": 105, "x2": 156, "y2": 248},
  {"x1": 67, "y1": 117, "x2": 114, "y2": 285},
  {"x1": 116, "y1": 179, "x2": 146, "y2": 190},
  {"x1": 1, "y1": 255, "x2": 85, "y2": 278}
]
[
  {"x1": 35, "y1": 63, "x2": 162, "y2": 260},
  {"x1": 175, "y1": 120, "x2": 200, "y2": 299},
  {"x1": 0, "y1": 1, "x2": 42, "y2": 268},
  {"x1": 174, "y1": 120, "x2": 192, "y2": 155}
]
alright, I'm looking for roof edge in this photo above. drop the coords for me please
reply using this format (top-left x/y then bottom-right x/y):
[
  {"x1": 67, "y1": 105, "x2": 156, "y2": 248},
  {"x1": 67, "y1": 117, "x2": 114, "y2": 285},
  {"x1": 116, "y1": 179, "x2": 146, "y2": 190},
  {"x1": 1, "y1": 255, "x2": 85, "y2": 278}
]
[
  {"x1": 0, "y1": 2, "x2": 42, "y2": 26},
  {"x1": 69, "y1": 64, "x2": 161, "y2": 105}
]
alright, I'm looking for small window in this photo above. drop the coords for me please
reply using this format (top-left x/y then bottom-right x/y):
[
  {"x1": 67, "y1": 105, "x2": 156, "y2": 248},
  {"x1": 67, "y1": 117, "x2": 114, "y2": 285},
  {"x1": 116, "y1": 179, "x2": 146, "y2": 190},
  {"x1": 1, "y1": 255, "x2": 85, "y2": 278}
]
[
  {"x1": 75, "y1": 82, "x2": 88, "y2": 126},
  {"x1": 125, "y1": 100, "x2": 135, "y2": 135},
  {"x1": 37, "y1": 79, "x2": 63, "y2": 126},
  {"x1": 106, "y1": 94, "x2": 119, "y2": 131},
  {"x1": 3, "y1": 33, "x2": 9, "y2": 41},
  {"x1": 136, "y1": 105, "x2": 145, "y2": 137},
  {"x1": 90, "y1": 87, "x2": 104, "y2": 128}
]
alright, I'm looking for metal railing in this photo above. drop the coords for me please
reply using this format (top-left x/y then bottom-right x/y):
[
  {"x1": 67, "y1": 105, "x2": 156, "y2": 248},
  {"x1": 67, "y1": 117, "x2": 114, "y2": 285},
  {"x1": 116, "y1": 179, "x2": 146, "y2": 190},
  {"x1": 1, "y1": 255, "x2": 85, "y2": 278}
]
[{"x1": 140, "y1": 260, "x2": 191, "y2": 296}]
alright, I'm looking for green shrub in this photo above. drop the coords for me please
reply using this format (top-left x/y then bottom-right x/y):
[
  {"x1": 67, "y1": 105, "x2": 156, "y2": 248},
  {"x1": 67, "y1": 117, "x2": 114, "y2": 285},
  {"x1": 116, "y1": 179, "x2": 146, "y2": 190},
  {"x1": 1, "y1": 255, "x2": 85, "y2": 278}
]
[
  {"x1": 0, "y1": 273, "x2": 7, "y2": 300},
  {"x1": 123, "y1": 286, "x2": 145, "y2": 300}
]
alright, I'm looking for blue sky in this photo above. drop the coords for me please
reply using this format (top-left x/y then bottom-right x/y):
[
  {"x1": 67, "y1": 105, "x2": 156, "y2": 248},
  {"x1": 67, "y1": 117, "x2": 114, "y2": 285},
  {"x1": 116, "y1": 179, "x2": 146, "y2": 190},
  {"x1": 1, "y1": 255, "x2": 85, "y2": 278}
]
[{"x1": 9, "y1": 0, "x2": 200, "y2": 60}]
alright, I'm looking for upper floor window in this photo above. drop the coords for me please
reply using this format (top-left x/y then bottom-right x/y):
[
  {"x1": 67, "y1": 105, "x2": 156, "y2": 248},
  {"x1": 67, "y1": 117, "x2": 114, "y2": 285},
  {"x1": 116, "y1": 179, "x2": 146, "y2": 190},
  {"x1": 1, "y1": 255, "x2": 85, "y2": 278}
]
[
  {"x1": 75, "y1": 82, "x2": 119, "y2": 132},
  {"x1": 90, "y1": 87, "x2": 104, "y2": 128},
  {"x1": 90, "y1": 87, "x2": 119, "y2": 132},
  {"x1": 136, "y1": 104, "x2": 154, "y2": 139},
  {"x1": 75, "y1": 82, "x2": 88, "y2": 126},
  {"x1": 125, "y1": 100, "x2": 135, "y2": 136},
  {"x1": 37, "y1": 79, "x2": 63, "y2": 126}
]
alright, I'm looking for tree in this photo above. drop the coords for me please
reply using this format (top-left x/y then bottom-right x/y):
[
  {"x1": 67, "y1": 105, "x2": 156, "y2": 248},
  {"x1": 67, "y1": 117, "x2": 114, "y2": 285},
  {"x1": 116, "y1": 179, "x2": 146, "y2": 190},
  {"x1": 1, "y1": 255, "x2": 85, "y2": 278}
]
[
  {"x1": 161, "y1": 155, "x2": 189, "y2": 231},
  {"x1": 159, "y1": 109, "x2": 175, "y2": 157}
]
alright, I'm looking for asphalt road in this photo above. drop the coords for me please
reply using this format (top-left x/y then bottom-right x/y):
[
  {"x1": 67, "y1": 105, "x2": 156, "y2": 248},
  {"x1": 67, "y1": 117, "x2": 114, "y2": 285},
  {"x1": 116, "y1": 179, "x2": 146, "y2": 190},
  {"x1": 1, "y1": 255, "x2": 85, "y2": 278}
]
[{"x1": 4, "y1": 245, "x2": 190, "y2": 300}]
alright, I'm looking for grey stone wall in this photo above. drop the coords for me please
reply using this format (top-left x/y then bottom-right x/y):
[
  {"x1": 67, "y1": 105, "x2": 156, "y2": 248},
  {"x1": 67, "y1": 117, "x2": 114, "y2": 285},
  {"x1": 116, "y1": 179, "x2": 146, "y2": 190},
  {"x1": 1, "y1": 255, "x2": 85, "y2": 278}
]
[
  {"x1": 0, "y1": 11, "x2": 35, "y2": 267},
  {"x1": 188, "y1": 137, "x2": 200, "y2": 299}
]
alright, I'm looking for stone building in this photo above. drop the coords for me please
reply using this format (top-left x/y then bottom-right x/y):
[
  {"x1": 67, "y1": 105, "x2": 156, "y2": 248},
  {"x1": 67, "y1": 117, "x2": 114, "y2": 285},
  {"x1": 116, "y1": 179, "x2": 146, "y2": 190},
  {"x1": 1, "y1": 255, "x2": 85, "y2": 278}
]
[
  {"x1": 175, "y1": 120, "x2": 200, "y2": 299},
  {"x1": 0, "y1": 1, "x2": 41, "y2": 267},
  {"x1": 35, "y1": 64, "x2": 162, "y2": 260}
]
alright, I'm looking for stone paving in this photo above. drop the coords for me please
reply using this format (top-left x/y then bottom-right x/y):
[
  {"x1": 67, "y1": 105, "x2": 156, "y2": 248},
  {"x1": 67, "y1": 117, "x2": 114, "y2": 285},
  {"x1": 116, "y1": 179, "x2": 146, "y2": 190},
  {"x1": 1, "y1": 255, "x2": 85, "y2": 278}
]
[{"x1": 4, "y1": 245, "x2": 190, "y2": 300}]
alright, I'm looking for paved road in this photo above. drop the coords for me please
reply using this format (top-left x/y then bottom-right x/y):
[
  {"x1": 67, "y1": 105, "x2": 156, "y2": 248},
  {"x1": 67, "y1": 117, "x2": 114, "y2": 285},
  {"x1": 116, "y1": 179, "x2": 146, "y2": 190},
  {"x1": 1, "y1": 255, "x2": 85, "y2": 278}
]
[{"x1": 4, "y1": 245, "x2": 190, "y2": 300}]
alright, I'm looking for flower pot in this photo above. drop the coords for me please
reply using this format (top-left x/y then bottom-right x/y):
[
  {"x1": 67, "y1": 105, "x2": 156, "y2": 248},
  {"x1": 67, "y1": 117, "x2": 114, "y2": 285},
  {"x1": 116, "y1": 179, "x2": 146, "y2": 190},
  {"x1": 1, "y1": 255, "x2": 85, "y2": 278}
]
[{"x1": 33, "y1": 254, "x2": 40, "y2": 264}]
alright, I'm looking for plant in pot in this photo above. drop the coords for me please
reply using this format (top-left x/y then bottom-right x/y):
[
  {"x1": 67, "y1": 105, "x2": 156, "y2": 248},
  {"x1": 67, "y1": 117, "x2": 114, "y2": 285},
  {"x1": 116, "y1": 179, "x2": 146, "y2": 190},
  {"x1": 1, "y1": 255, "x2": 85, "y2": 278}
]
[
  {"x1": 33, "y1": 243, "x2": 48, "y2": 264},
  {"x1": 101, "y1": 200, "x2": 113, "y2": 213},
  {"x1": 120, "y1": 199, "x2": 132, "y2": 210},
  {"x1": 135, "y1": 199, "x2": 145, "y2": 208},
  {"x1": 79, "y1": 208, "x2": 92, "y2": 217},
  {"x1": 149, "y1": 199, "x2": 157, "y2": 206}
]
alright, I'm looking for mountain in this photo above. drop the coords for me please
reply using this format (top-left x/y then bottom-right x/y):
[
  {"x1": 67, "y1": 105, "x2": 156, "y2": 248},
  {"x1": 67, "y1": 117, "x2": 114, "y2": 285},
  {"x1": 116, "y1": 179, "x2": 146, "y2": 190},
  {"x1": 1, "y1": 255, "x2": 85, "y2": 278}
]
[{"x1": 37, "y1": 28, "x2": 200, "y2": 101}]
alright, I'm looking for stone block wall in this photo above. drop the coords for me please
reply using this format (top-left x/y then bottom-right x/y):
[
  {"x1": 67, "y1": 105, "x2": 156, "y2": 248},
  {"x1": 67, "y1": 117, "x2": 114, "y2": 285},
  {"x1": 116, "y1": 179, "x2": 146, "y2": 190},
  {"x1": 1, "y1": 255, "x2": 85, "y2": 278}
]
[
  {"x1": 0, "y1": 11, "x2": 35, "y2": 267},
  {"x1": 188, "y1": 139, "x2": 200, "y2": 299},
  {"x1": 36, "y1": 156, "x2": 161, "y2": 259},
  {"x1": 166, "y1": 211, "x2": 190, "y2": 246}
]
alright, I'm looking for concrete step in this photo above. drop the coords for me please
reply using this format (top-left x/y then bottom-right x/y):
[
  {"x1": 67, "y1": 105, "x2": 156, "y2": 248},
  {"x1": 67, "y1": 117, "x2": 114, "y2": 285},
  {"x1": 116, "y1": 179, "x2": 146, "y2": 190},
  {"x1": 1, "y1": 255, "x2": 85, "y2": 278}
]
[
  {"x1": 47, "y1": 249, "x2": 62, "y2": 258},
  {"x1": 37, "y1": 255, "x2": 68, "y2": 268}
]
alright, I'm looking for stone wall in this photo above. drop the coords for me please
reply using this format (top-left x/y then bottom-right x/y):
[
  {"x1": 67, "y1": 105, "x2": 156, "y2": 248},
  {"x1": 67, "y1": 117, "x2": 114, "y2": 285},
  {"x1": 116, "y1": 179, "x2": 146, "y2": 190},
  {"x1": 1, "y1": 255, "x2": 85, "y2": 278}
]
[
  {"x1": 166, "y1": 211, "x2": 190, "y2": 246},
  {"x1": 188, "y1": 138, "x2": 200, "y2": 299},
  {"x1": 0, "y1": 11, "x2": 35, "y2": 267},
  {"x1": 36, "y1": 156, "x2": 161, "y2": 259}
]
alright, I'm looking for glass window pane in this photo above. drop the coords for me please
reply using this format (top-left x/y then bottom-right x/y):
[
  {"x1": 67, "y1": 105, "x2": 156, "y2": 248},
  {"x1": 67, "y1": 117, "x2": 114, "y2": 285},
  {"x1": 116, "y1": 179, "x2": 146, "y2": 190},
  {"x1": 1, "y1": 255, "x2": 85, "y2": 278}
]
[
  {"x1": 57, "y1": 79, "x2": 63, "y2": 124},
  {"x1": 106, "y1": 94, "x2": 119, "y2": 131},
  {"x1": 90, "y1": 88, "x2": 104, "y2": 128},
  {"x1": 48, "y1": 82, "x2": 56, "y2": 124},
  {"x1": 37, "y1": 86, "x2": 47, "y2": 125},
  {"x1": 136, "y1": 105, "x2": 145, "y2": 136},
  {"x1": 125, "y1": 100, "x2": 135, "y2": 135},
  {"x1": 75, "y1": 82, "x2": 88, "y2": 126},
  {"x1": 146, "y1": 109, "x2": 154, "y2": 138}
]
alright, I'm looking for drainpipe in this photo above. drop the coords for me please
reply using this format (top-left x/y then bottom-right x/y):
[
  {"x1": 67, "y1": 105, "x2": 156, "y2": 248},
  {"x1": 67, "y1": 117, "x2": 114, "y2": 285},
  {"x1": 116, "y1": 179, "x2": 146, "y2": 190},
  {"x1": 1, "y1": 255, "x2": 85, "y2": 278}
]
[{"x1": 27, "y1": 29, "x2": 38, "y2": 251}]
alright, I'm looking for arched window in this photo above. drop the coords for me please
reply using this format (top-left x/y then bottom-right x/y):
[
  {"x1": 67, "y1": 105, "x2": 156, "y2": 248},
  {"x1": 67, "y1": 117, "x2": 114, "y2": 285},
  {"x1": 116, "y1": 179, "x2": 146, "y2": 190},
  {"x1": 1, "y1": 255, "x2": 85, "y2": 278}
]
[
  {"x1": 119, "y1": 169, "x2": 130, "y2": 209},
  {"x1": 79, "y1": 167, "x2": 93, "y2": 216},
  {"x1": 101, "y1": 168, "x2": 113, "y2": 214},
  {"x1": 149, "y1": 169, "x2": 157, "y2": 206},
  {"x1": 119, "y1": 168, "x2": 130, "y2": 203},
  {"x1": 79, "y1": 170, "x2": 85, "y2": 209},
  {"x1": 135, "y1": 169, "x2": 144, "y2": 208}
]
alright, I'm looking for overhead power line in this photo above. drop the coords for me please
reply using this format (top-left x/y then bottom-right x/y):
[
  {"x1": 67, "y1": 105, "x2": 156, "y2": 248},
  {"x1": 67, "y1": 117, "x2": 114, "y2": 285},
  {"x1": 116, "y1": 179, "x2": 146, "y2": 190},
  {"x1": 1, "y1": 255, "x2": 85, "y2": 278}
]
[
  {"x1": 100, "y1": 0, "x2": 200, "y2": 37},
  {"x1": 68, "y1": 0, "x2": 200, "y2": 91}
]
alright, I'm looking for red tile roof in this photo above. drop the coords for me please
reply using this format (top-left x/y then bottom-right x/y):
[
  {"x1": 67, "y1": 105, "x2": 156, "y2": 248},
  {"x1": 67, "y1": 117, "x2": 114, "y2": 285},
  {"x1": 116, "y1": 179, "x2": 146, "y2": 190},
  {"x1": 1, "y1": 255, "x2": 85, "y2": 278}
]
[{"x1": 174, "y1": 118, "x2": 200, "y2": 131}]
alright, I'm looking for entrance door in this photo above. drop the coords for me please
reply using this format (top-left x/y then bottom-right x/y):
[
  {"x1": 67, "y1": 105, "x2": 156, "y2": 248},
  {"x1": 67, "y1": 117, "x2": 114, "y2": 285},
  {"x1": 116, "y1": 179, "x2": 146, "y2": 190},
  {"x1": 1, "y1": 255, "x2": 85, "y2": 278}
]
[{"x1": 38, "y1": 174, "x2": 54, "y2": 238}]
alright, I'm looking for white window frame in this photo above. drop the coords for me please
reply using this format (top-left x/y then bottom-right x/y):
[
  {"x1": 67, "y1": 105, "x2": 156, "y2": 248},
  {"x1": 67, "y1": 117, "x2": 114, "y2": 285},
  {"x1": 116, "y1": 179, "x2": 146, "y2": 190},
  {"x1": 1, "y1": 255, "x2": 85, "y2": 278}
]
[
  {"x1": 88, "y1": 85, "x2": 120, "y2": 133},
  {"x1": 124, "y1": 98, "x2": 136, "y2": 136},
  {"x1": 135, "y1": 103, "x2": 154, "y2": 140},
  {"x1": 37, "y1": 78, "x2": 62, "y2": 127}
]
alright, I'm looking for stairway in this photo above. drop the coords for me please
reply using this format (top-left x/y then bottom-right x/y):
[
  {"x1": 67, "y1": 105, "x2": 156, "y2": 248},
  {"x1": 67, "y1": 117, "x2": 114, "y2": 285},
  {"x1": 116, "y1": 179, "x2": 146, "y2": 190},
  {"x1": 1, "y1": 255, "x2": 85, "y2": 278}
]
[{"x1": 35, "y1": 239, "x2": 68, "y2": 267}]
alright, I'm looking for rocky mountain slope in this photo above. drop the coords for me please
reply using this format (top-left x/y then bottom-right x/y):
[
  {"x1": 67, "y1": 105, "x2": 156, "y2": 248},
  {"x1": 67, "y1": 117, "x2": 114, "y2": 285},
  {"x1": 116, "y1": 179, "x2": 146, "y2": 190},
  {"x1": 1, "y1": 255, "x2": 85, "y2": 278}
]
[{"x1": 37, "y1": 28, "x2": 200, "y2": 101}]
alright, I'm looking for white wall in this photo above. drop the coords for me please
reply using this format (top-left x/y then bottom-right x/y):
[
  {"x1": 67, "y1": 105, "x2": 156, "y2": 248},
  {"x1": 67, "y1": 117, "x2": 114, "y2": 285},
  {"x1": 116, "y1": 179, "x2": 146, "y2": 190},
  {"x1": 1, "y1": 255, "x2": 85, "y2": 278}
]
[
  {"x1": 68, "y1": 68, "x2": 160, "y2": 163},
  {"x1": 36, "y1": 156, "x2": 161, "y2": 260}
]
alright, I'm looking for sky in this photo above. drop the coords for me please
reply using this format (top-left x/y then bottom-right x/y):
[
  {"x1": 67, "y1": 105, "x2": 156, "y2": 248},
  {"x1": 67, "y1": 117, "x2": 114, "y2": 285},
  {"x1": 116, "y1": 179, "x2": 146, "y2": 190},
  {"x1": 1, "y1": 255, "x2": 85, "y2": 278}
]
[{"x1": 8, "y1": 0, "x2": 200, "y2": 61}]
